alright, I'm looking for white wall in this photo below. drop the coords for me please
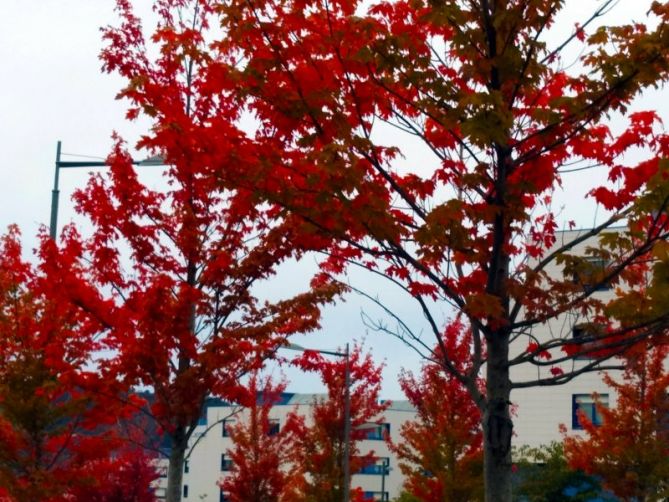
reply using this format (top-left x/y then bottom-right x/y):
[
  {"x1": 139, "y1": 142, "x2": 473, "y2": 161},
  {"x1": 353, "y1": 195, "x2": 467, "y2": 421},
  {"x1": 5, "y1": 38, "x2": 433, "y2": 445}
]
[
  {"x1": 511, "y1": 229, "x2": 623, "y2": 449},
  {"x1": 155, "y1": 396, "x2": 416, "y2": 501}
]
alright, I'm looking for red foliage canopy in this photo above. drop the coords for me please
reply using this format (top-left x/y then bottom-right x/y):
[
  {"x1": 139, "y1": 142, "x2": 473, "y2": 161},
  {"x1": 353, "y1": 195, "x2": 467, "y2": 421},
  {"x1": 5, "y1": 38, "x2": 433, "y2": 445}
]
[
  {"x1": 0, "y1": 227, "x2": 149, "y2": 502},
  {"x1": 88, "y1": 0, "x2": 669, "y2": 499}
]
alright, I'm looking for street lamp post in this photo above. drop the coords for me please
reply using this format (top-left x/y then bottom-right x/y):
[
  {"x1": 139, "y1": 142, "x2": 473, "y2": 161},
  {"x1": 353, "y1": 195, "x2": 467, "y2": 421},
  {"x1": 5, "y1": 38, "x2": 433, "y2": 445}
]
[
  {"x1": 49, "y1": 140, "x2": 163, "y2": 239},
  {"x1": 342, "y1": 343, "x2": 351, "y2": 502},
  {"x1": 285, "y1": 342, "x2": 351, "y2": 502},
  {"x1": 380, "y1": 457, "x2": 389, "y2": 501}
]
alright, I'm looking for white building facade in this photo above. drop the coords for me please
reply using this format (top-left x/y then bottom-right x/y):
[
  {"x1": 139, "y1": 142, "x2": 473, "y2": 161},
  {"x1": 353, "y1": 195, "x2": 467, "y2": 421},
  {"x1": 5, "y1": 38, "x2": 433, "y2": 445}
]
[
  {"x1": 154, "y1": 395, "x2": 416, "y2": 501},
  {"x1": 511, "y1": 228, "x2": 633, "y2": 448}
]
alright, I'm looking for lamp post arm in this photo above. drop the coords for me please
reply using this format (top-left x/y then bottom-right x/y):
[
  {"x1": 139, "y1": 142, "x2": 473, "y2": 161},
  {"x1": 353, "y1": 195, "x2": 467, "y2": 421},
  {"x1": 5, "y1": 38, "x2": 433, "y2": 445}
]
[{"x1": 56, "y1": 161, "x2": 109, "y2": 168}]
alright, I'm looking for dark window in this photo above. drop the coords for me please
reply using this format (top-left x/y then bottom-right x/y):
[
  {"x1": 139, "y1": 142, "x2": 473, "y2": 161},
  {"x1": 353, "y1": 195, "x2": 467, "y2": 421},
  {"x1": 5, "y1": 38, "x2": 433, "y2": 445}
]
[
  {"x1": 362, "y1": 491, "x2": 389, "y2": 501},
  {"x1": 361, "y1": 423, "x2": 390, "y2": 440},
  {"x1": 184, "y1": 460, "x2": 189, "y2": 473},
  {"x1": 268, "y1": 419, "x2": 280, "y2": 436},
  {"x1": 572, "y1": 324, "x2": 597, "y2": 360},
  {"x1": 222, "y1": 419, "x2": 235, "y2": 437},
  {"x1": 183, "y1": 485, "x2": 189, "y2": 498},
  {"x1": 358, "y1": 457, "x2": 390, "y2": 475},
  {"x1": 572, "y1": 325, "x2": 586, "y2": 340},
  {"x1": 220, "y1": 489, "x2": 229, "y2": 502},
  {"x1": 221, "y1": 454, "x2": 233, "y2": 471},
  {"x1": 572, "y1": 394, "x2": 608, "y2": 429},
  {"x1": 574, "y1": 257, "x2": 611, "y2": 293}
]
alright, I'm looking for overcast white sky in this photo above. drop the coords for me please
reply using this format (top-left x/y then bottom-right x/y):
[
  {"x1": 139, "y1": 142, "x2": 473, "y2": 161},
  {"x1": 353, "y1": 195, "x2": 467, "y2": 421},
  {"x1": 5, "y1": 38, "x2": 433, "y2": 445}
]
[{"x1": 1, "y1": 0, "x2": 667, "y2": 398}]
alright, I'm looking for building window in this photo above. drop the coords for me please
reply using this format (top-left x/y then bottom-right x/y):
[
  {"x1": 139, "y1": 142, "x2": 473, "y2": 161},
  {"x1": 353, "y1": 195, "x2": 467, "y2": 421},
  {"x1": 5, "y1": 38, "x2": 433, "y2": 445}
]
[
  {"x1": 358, "y1": 457, "x2": 390, "y2": 475},
  {"x1": 184, "y1": 459, "x2": 189, "y2": 473},
  {"x1": 268, "y1": 419, "x2": 280, "y2": 436},
  {"x1": 572, "y1": 324, "x2": 586, "y2": 340},
  {"x1": 221, "y1": 454, "x2": 233, "y2": 471},
  {"x1": 362, "y1": 491, "x2": 389, "y2": 501},
  {"x1": 222, "y1": 419, "x2": 235, "y2": 437},
  {"x1": 573, "y1": 257, "x2": 611, "y2": 293},
  {"x1": 183, "y1": 485, "x2": 189, "y2": 498},
  {"x1": 571, "y1": 324, "x2": 602, "y2": 359},
  {"x1": 572, "y1": 394, "x2": 608, "y2": 429},
  {"x1": 360, "y1": 423, "x2": 390, "y2": 440},
  {"x1": 220, "y1": 489, "x2": 229, "y2": 502}
]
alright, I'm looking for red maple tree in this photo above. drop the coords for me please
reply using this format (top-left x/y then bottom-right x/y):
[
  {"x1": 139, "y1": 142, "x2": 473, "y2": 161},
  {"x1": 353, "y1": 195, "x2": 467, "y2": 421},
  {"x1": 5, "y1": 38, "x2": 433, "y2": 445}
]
[
  {"x1": 287, "y1": 344, "x2": 389, "y2": 502},
  {"x1": 562, "y1": 341, "x2": 669, "y2": 501},
  {"x1": 0, "y1": 227, "x2": 148, "y2": 501},
  {"x1": 70, "y1": 2, "x2": 344, "y2": 501},
  {"x1": 219, "y1": 373, "x2": 302, "y2": 502},
  {"x1": 390, "y1": 320, "x2": 483, "y2": 502}
]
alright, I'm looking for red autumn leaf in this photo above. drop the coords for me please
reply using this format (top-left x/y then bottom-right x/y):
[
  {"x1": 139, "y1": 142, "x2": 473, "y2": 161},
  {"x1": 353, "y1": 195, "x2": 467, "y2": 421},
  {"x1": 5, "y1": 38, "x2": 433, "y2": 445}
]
[
  {"x1": 549, "y1": 367, "x2": 564, "y2": 377},
  {"x1": 0, "y1": 228, "x2": 148, "y2": 502}
]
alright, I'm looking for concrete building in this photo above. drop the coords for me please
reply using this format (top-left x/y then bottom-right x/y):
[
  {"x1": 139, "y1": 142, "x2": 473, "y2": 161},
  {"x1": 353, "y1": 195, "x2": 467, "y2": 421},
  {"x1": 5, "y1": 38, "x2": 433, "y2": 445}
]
[
  {"x1": 511, "y1": 228, "x2": 629, "y2": 448},
  {"x1": 154, "y1": 395, "x2": 416, "y2": 501}
]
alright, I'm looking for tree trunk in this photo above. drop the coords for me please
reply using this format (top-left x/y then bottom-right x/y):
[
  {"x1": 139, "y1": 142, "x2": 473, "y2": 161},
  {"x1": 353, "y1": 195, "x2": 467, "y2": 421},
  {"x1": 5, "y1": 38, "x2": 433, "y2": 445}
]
[
  {"x1": 483, "y1": 335, "x2": 513, "y2": 502},
  {"x1": 166, "y1": 426, "x2": 188, "y2": 502}
]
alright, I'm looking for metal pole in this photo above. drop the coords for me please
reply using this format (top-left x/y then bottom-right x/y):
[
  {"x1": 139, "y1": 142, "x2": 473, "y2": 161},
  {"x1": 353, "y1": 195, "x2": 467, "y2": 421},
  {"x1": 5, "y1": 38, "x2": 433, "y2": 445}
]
[
  {"x1": 381, "y1": 458, "x2": 387, "y2": 501},
  {"x1": 49, "y1": 141, "x2": 62, "y2": 239},
  {"x1": 343, "y1": 343, "x2": 351, "y2": 502}
]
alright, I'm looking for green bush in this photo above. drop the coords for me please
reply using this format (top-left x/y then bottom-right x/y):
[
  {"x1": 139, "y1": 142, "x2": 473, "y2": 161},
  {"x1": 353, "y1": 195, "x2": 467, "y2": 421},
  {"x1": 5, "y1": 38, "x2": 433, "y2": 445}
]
[{"x1": 512, "y1": 442, "x2": 612, "y2": 501}]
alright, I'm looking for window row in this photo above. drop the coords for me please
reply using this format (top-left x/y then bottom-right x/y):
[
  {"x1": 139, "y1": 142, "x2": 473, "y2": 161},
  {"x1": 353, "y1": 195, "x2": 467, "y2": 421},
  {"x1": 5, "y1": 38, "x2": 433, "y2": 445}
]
[
  {"x1": 221, "y1": 418, "x2": 280, "y2": 437},
  {"x1": 220, "y1": 419, "x2": 390, "y2": 439},
  {"x1": 357, "y1": 423, "x2": 390, "y2": 441},
  {"x1": 571, "y1": 257, "x2": 612, "y2": 293},
  {"x1": 218, "y1": 454, "x2": 390, "y2": 475},
  {"x1": 362, "y1": 491, "x2": 389, "y2": 501},
  {"x1": 219, "y1": 489, "x2": 388, "y2": 501},
  {"x1": 357, "y1": 457, "x2": 390, "y2": 475}
]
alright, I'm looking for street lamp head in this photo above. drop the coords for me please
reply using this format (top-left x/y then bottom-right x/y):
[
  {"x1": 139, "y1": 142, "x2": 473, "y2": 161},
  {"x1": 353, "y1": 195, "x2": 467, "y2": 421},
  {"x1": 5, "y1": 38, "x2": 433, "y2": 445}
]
[
  {"x1": 283, "y1": 342, "x2": 346, "y2": 358},
  {"x1": 135, "y1": 154, "x2": 165, "y2": 166}
]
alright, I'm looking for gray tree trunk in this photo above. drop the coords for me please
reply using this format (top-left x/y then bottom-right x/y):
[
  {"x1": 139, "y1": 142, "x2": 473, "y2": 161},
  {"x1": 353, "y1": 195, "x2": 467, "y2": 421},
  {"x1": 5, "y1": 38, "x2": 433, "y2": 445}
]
[
  {"x1": 165, "y1": 426, "x2": 188, "y2": 502},
  {"x1": 483, "y1": 335, "x2": 514, "y2": 502}
]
